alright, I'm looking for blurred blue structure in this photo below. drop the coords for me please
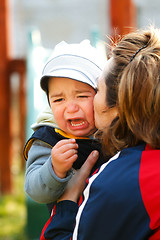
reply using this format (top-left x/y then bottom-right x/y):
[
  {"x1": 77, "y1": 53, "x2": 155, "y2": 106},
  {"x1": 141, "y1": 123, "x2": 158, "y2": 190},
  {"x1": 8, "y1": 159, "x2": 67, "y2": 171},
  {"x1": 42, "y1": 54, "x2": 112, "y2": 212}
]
[
  {"x1": 26, "y1": 27, "x2": 49, "y2": 140},
  {"x1": 25, "y1": 28, "x2": 50, "y2": 240},
  {"x1": 90, "y1": 25, "x2": 100, "y2": 47}
]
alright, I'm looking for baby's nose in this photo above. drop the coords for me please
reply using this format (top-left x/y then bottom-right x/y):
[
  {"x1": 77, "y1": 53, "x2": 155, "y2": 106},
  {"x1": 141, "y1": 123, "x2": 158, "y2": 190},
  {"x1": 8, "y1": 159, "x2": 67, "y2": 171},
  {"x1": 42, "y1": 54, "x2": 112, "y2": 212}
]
[{"x1": 66, "y1": 102, "x2": 79, "y2": 112}]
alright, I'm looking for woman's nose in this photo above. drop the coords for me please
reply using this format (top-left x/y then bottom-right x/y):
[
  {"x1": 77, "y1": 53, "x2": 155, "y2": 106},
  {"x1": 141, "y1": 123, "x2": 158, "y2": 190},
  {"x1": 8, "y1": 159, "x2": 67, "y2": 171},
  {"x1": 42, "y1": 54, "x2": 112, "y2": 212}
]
[{"x1": 66, "y1": 102, "x2": 79, "y2": 113}]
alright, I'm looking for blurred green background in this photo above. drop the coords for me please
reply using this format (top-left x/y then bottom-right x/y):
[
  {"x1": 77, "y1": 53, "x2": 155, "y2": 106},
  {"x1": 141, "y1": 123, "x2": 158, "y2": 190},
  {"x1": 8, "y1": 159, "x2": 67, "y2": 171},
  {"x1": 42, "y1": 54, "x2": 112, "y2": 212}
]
[{"x1": 0, "y1": 171, "x2": 27, "y2": 240}]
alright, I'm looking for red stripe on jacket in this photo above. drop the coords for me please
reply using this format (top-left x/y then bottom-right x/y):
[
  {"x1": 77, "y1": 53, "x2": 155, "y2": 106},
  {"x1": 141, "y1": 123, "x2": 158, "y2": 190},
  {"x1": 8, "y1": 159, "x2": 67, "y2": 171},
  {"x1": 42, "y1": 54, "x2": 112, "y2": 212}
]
[{"x1": 139, "y1": 145, "x2": 160, "y2": 239}]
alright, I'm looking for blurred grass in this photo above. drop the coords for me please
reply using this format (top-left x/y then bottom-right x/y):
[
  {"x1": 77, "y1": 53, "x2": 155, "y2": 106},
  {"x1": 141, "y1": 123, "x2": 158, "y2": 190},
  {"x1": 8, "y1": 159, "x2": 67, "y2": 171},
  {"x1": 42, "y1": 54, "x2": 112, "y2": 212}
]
[{"x1": 0, "y1": 170, "x2": 28, "y2": 240}]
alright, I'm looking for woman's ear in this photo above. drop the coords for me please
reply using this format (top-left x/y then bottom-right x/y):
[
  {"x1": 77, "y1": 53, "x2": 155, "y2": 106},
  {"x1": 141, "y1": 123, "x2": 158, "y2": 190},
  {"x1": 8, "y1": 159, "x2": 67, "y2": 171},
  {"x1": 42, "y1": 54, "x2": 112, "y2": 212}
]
[{"x1": 111, "y1": 106, "x2": 119, "y2": 119}]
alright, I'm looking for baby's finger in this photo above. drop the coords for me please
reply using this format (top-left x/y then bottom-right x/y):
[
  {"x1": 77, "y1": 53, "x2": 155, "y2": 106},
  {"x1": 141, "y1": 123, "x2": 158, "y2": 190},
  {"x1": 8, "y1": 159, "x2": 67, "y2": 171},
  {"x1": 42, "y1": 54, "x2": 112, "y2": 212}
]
[
  {"x1": 54, "y1": 138, "x2": 76, "y2": 148},
  {"x1": 63, "y1": 148, "x2": 78, "y2": 160},
  {"x1": 58, "y1": 142, "x2": 78, "y2": 153},
  {"x1": 66, "y1": 153, "x2": 78, "y2": 165}
]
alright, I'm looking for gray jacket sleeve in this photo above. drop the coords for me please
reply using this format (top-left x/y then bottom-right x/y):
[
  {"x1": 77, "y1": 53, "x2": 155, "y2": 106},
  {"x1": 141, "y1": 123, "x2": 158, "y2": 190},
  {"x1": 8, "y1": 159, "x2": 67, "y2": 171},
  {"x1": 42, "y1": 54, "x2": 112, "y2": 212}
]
[{"x1": 25, "y1": 140, "x2": 72, "y2": 203}]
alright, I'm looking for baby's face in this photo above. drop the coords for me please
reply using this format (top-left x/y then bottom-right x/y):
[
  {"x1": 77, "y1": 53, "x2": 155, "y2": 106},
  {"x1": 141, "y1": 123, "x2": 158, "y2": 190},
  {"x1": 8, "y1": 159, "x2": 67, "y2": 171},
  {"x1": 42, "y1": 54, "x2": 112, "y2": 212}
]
[{"x1": 48, "y1": 77, "x2": 96, "y2": 137}]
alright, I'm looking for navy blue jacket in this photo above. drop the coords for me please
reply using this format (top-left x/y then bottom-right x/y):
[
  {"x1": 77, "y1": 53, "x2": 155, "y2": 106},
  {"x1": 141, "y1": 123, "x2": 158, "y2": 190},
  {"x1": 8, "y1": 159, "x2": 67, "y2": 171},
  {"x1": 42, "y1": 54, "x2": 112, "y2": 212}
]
[{"x1": 41, "y1": 143, "x2": 160, "y2": 240}]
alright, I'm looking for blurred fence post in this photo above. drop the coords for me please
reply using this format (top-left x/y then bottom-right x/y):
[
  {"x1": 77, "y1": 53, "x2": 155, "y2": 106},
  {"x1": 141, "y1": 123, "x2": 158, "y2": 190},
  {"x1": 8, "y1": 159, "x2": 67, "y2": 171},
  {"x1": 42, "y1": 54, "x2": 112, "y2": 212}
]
[
  {"x1": 110, "y1": 0, "x2": 136, "y2": 38},
  {"x1": 0, "y1": 0, "x2": 12, "y2": 194}
]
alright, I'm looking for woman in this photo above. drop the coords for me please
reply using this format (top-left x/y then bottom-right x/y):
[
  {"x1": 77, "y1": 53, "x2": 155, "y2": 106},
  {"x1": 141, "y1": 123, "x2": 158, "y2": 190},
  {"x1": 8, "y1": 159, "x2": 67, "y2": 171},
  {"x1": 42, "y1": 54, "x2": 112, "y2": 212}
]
[{"x1": 40, "y1": 27, "x2": 160, "y2": 240}]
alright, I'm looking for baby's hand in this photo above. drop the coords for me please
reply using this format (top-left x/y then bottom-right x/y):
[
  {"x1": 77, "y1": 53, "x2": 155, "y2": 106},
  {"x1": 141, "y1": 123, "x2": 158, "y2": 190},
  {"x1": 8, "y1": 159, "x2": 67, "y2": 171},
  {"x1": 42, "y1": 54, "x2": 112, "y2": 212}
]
[{"x1": 51, "y1": 139, "x2": 78, "y2": 178}]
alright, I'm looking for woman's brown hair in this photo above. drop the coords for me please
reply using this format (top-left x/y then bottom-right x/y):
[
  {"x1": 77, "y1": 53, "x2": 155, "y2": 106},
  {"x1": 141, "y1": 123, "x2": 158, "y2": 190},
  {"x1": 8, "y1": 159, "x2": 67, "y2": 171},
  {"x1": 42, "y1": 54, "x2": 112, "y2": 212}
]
[{"x1": 99, "y1": 27, "x2": 160, "y2": 156}]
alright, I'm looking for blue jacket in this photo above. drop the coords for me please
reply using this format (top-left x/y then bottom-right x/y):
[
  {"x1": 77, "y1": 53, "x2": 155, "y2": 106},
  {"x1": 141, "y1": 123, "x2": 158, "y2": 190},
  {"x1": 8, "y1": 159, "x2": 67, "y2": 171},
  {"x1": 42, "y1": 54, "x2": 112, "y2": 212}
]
[
  {"x1": 24, "y1": 126, "x2": 106, "y2": 213},
  {"x1": 41, "y1": 143, "x2": 160, "y2": 240},
  {"x1": 24, "y1": 126, "x2": 105, "y2": 172}
]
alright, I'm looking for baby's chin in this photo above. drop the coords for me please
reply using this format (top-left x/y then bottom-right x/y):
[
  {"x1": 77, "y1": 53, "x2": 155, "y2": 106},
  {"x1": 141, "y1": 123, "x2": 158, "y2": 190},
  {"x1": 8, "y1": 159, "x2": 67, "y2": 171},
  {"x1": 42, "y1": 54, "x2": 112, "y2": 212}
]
[{"x1": 73, "y1": 127, "x2": 97, "y2": 138}]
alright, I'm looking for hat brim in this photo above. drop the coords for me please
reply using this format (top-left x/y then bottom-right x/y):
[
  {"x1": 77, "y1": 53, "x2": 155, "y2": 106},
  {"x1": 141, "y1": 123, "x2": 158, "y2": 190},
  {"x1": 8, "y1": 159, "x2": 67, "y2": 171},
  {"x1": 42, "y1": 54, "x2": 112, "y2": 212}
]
[{"x1": 40, "y1": 68, "x2": 97, "y2": 92}]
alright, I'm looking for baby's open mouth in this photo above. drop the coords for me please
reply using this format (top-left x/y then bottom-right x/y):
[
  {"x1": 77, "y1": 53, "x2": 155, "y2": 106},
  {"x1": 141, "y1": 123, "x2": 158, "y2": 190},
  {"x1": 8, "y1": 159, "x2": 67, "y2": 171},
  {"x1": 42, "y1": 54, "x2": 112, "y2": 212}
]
[{"x1": 69, "y1": 119, "x2": 85, "y2": 127}]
